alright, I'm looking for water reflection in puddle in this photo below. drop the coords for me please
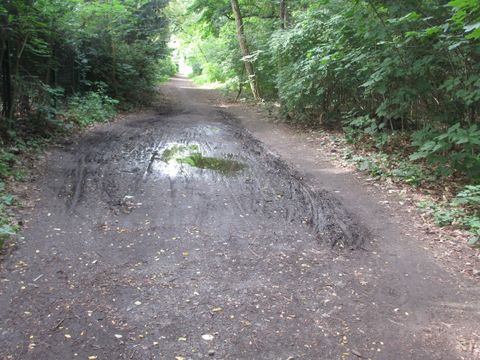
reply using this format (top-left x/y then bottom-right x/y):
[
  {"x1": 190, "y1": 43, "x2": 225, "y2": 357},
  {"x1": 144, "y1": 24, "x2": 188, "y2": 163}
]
[{"x1": 152, "y1": 143, "x2": 245, "y2": 177}]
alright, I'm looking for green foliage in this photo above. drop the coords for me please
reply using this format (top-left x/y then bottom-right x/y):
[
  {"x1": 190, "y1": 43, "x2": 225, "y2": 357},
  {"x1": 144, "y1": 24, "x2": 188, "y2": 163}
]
[
  {"x1": 0, "y1": 151, "x2": 16, "y2": 178},
  {"x1": 158, "y1": 58, "x2": 179, "y2": 82},
  {"x1": 273, "y1": 1, "x2": 479, "y2": 128},
  {"x1": 452, "y1": 185, "x2": 480, "y2": 246},
  {"x1": 391, "y1": 163, "x2": 431, "y2": 186},
  {"x1": 417, "y1": 185, "x2": 480, "y2": 246},
  {"x1": 453, "y1": 185, "x2": 480, "y2": 206},
  {"x1": 410, "y1": 123, "x2": 480, "y2": 179},
  {"x1": 0, "y1": 180, "x2": 17, "y2": 250},
  {"x1": 348, "y1": 146, "x2": 437, "y2": 186},
  {"x1": 352, "y1": 154, "x2": 388, "y2": 178},
  {"x1": 1, "y1": 194, "x2": 15, "y2": 206},
  {"x1": 450, "y1": 0, "x2": 480, "y2": 40},
  {"x1": 420, "y1": 201, "x2": 464, "y2": 227},
  {"x1": 66, "y1": 90, "x2": 118, "y2": 127},
  {"x1": 0, "y1": 224, "x2": 16, "y2": 249},
  {"x1": 182, "y1": 21, "x2": 243, "y2": 86},
  {"x1": 1, "y1": 0, "x2": 173, "y2": 137},
  {"x1": 175, "y1": 0, "x2": 278, "y2": 98},
  {"x1": 344, "y1": 116, "x2": 388, "y2": 150}
]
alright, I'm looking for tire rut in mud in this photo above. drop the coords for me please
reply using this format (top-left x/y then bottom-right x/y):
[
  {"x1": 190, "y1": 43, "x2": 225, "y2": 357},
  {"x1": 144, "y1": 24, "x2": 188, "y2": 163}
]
[{"x1": 57, "y1": 104, "x2": 367, "y2": 249}]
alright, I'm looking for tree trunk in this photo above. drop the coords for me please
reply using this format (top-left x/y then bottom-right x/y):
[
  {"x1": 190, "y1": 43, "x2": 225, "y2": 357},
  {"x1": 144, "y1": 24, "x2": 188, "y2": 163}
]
[
  {"x1": 112, "y1": 39, "x2": 118, "y2": 98},
  {"x1": 280, "y1": 0, "x2": 288, "y2": 30},
  {"x1": 1, "y1": 15, "x2": 12, "y2": 122},
  {"x1": 1, "y1": 41, "x2": 12, "y2": 120},
  {"x1": 230, "y1": 0, "x2": 261, "y2": 100}
]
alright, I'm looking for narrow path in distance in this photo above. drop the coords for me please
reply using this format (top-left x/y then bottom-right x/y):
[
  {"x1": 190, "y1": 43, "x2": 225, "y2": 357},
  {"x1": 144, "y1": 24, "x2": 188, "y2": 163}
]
[{"x1": 0, "y1": 76, "x2": 478, "y2": 359}]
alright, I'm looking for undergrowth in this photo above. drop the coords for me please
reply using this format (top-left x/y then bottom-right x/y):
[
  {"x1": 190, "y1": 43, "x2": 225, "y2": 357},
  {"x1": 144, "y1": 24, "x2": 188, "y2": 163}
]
[
  {"x1": 339, "y1": 120, "x2": 479, "y2": 247},
  {"x1": 0, "y1": 149, "x2": 21, "y2": 250},
  {"x1": 65, "y1": 89, "x2": 118, "y2": 127}
]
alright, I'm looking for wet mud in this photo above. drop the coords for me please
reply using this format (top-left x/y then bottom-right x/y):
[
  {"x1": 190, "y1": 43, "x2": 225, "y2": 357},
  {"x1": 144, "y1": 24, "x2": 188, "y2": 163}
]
[{"x1": 56, "y1": 102, "x2": 365, "y2": 249}]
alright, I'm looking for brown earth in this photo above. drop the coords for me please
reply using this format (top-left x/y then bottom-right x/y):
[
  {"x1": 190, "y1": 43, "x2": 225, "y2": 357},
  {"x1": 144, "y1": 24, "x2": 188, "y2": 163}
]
[{"x1": 0, "y1": 76, "x2": 479, "y2": 360}]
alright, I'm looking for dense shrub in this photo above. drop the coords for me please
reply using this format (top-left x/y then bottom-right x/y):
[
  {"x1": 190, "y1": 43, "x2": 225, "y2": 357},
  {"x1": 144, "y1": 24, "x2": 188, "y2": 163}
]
[{"x1": 66, "y1": 91, "x2": 118, "y2": 127}]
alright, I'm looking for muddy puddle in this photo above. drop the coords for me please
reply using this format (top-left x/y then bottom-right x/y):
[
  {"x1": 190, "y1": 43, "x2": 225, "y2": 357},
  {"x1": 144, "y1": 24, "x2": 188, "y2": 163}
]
[
  {"x1": 158, "y1": 144, "x2": 245, "y2": 175},
  {"x1": 55, "y1": 109, "x2": 365, "y2": 249}
]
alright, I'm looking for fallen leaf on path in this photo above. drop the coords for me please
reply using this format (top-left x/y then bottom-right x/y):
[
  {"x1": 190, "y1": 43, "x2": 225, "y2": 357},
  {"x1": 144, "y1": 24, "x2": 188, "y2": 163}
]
[{"x1": 351, "y1": 349, "x2": 364, "y2": 358}]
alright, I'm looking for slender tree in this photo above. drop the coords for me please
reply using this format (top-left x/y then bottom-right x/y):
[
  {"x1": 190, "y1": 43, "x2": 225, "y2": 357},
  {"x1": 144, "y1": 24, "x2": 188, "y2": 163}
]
[
  {"x1": 230, "y1": 0, "x2": 261, "y2": 100},
  {"x1": 280, "y1": 0, "x2": 288, "y2": 29},
  {"x1": 1, "y1": 13, "x2": 11, "y2": 121}
]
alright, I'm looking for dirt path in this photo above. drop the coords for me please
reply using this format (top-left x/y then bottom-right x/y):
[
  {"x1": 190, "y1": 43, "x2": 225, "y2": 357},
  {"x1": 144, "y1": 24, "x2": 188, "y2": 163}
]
[{"x1": 1, "y1": 76, "x2": 479, "y2": 360}]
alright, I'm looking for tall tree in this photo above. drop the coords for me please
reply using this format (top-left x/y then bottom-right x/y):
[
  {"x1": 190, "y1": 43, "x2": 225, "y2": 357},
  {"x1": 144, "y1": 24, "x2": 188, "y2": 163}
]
[
  {"x1": 1, "y1": 13, "x2": 11, "y2": 121},
  {"x1": 280, "y1": 0, "x2": 288, "y2": 29},
  {"x1": 230, "y1": 0, "x2": 260, "y2": 100}
]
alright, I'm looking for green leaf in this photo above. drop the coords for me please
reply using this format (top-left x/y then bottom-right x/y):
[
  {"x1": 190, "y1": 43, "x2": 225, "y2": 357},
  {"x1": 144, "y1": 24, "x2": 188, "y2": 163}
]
[
  {"x1": 466, "y1": 28, "x2": 480, "y2": 39},
  {"x1": 467, "y1": 236, "x2": 479, "y2": 247},
  {"x1": 464, "y1": 22, "x2": 480, "y2": 33},
  {"x1": 448, "y1": 41, "x2": 467, "y2": 50},
  {"x1": 0, "y1": 224, "x2": 16, "y2": 236},
  {"x1": 1, "y1": 194, "x2": 15, "y2": 206}
]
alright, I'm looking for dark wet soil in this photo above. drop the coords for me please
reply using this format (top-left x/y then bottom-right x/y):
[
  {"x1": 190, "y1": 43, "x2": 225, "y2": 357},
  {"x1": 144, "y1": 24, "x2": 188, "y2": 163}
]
[{"x1": 1, "y1": 76, "x2": 479, "y2": 360}]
